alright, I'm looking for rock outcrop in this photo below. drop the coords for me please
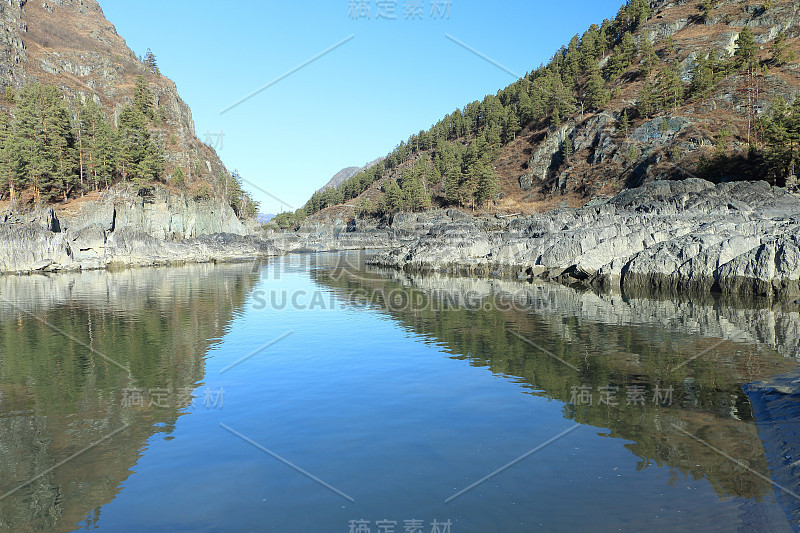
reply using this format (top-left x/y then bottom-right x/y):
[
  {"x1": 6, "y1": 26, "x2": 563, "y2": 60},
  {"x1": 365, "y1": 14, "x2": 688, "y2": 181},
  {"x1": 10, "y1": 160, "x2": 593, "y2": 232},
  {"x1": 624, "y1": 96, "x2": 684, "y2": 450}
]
[
  {"x1": 368, "y1": 179, "x2": 800, "y2": 300},
  {"x1": 0, "y1": 186, "x2": 272, "y2": 273}
]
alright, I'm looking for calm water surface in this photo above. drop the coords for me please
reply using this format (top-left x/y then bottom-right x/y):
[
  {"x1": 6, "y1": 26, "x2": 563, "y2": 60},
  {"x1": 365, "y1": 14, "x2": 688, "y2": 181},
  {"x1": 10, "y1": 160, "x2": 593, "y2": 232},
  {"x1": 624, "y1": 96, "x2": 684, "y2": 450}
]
[{"x1": 0, "y1": 252, "x2": 799, "y2": 532}]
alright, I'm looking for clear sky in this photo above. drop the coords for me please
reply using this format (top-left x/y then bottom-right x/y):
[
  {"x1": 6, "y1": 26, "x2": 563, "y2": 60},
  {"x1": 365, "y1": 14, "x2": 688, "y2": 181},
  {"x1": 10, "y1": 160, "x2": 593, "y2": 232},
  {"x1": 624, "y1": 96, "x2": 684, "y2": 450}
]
[{"x1": 100, "y1": 0, "x2": 624, "y2": 214}]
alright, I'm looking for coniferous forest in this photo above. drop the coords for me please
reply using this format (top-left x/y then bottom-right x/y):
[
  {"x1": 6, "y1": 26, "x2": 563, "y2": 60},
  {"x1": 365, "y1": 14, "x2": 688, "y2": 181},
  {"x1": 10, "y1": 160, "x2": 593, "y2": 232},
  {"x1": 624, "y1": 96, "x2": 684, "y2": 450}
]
[{"x1": 0, "y1": 75, "x2": 257, "y2": 219}]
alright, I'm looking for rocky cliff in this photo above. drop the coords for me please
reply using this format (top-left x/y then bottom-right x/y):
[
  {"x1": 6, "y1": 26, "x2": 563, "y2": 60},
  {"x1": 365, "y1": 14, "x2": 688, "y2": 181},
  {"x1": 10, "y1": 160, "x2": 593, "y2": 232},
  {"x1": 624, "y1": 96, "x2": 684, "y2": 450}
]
[{"x1": 0, "y1": 186, "x2": 274, "y2": 273}]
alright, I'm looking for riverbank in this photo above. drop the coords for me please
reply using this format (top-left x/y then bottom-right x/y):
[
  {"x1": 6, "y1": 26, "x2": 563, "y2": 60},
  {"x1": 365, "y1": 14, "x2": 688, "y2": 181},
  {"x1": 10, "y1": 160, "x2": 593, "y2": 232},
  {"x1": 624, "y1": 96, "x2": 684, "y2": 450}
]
[
  {"x1": 366, "y1": 179, "x2": 800, "y2": 301},
  {"x1": 0, "y1": 186, "x2": 275, "y2": 274},
  {"x1": 3, "y1": 180, "x2": 800, "y2": 304}
]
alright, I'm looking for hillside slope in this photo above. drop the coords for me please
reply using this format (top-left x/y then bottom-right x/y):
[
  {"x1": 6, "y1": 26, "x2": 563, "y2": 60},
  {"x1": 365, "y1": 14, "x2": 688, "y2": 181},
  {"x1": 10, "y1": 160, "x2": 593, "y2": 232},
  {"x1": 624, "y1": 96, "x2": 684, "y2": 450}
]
[
  {"x1": 0, "y1": 0, "x2": 237, "y2": 205},
  {"x1": 295, "y1": 0, "x2": 800, "y2": 225}
]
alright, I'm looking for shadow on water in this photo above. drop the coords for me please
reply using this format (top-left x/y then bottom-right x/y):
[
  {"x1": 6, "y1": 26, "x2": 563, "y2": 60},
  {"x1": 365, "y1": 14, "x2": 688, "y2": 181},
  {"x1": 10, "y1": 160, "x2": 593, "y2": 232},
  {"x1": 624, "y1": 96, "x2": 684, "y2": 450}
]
[
  {"x1": 308, "y1": 251, "x2": 800, "y2": 530},
  {"x1": 0, "y1": 264, "x2": 260, "y2": 532}
]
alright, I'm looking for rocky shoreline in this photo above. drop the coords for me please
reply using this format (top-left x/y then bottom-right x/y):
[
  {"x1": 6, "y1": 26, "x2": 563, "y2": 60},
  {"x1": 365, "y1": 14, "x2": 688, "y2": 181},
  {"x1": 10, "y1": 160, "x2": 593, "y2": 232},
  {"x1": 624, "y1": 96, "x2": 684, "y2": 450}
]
[
  {"x1": 0, "y1": 187, "x2": 276, "y2": 274},
  {"x1": 365, "y1": 179, "x2": 800, "y2": 301},
  {"x1": 3, "y1": 179, "x2": 800, "y2": 304}
]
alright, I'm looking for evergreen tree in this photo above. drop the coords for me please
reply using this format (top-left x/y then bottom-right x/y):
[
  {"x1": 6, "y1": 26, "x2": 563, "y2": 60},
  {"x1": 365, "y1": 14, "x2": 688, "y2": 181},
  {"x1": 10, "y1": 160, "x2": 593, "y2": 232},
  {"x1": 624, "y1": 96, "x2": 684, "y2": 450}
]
[
  {"x1": 117, "y1": 105, "x2": 163, "y2": 184},
  {"x1": 0, "y1": 113, "x2": 16, "y2": 203},
  {"x1": 639, "y1": 37, "x2": 658, "y2": 77},
  {"x1": 12, "y1": 84, "x2": 79, "y2": 202},
  {"x1": 689, "y1": 54, "x2": 714, "y2": 97},
  {"x1": 78, "y1": 99, "x2": 116, "y2": 191},
  {"x1": 699, "y1": 0, "x2": 714, "y2": 23},
  {"x1": 734, "y1": 26, "x2": 758, "y2": 70},
  {"x1": 401, "y1": 172, "x2": 430, "y2": 211},
  {"x1": 656, "y1": 65, "x2": 684, "y2": 110},
  {"x1": 762, "y1": 97, "x2": 800, "y2": 184},
  {"x1": 384, "y1": 179, "x2": 403, "y2": 213},
  {"x1": 584, "y1": 60, "x2": 608, "y2": 110},
  {"x1": 133, "y1": 76, "x2": 156, "y2": 121},
  {"x1": 144, "y1": 49, "x2": 160, "y2": 75},
  {"x1": 620, "y1": 110, "x2": 630, "y2": 137},
  {"x1": 562, "y1": 135, "x2": 574, "y2": 160},
  {"x1": 172, "y1": 166, "x2": 185, "y2": 187},
  {"x1": 607, "y1": 32, "x2": 637, "y2": 79},
  {"x1": 771, "y1": 31, "x2": 792, "y2": 66},
  {"x1": 473, "y1": 163, "x2": 499, "y2": 207},
  {"x1": 503, "y1": 107, "x2": 521, "y2": 143},
  {"x1": 637, "y1": 81, "x2": 657, "y2": 117}
]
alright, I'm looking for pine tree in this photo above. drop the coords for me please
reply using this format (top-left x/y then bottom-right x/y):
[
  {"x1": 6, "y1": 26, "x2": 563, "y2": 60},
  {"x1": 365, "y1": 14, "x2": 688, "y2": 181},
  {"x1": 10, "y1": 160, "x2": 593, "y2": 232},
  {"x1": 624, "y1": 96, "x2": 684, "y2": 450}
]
[
  {"x1": 12, "y1": 84, "x2": 79, "y2": 203},
  {"x1": 771, "y1": 31, "x2": 791, "y2": 66},
  {"x1": 133, "y1": 76, "x2": 156, "y2": 121},
  {"x1": 503, "y1": 107, "x2": 521, "y2": 143},
  {"x1": 657, "y1": 65, "x2": 685, "y2": 110},
  {"x1": 172, "y1": 166, "x2": 185, "y2": 187},
  {"x1": 473, "y1": 162, "x2": 499, "y2": 207},
  {"x1": 117, "y1": 105, "x2": 163, "y2": 184},
  {"x1": 699, "y1": 0, "x2": 714, "y2": 23},
  {"x1": 734, "y1": 26, "x2": 758, "y2": 70},
  {"x1": 639, "y1": 37, "x2": 658, "y2": 77},
  {"x1": 689, "y1": 54, "x2": 714, "y2": 97},
  {"x1": 384, "y1": 179, "x2": 403, "y2": 213},
  {"x1": 585, "y1": 60, "x2": 608, "y2": 110},
  {"x1": 637, "y1": 81, "x2": 657, "y2": 117},
  {"x1": 144, "y1": 49, "x2": 160, "y2": 75},
  {"x1": 607, "y1": 32, "x2": 637, "y2": 79},
  {"x1": 0, "y1": 113, "x2": 16, "y2": 203},
  {"x1": 79, "y1": 99, "x2": 116, "y2": 191},
  {"x1": 562, "y1": 135, "x2": 574, "y2": 160},
  {"x1": 401, "y1": 173, "x2": 430, "y2": 211}
]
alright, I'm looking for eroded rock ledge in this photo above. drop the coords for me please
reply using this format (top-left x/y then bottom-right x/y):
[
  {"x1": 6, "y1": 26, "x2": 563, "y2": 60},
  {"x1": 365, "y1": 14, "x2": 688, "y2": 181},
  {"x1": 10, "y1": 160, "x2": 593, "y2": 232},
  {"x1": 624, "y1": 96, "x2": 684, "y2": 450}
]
[
  {"x1": 368, "y1": 179, "x2": 800, "y2": 300},
  {"x1": 0, "y1": 187, "x2": 273, "y2": 274}
]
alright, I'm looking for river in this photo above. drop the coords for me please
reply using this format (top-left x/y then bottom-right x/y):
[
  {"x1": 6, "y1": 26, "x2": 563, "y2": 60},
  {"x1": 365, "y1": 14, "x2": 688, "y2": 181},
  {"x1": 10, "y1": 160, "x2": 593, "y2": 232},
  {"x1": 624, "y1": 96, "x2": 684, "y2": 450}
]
[{"x1": 0, "y1": 252, "x2": 798, "y2": 532}]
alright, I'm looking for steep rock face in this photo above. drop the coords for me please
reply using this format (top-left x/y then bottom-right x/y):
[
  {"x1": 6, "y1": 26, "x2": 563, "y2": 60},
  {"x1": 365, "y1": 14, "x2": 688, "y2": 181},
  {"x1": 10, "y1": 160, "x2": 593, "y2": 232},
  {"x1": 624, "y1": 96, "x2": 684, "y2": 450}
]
[
  {"x1": 0, "y1": 188, "x2": 271, "y2": 273},
  {"x1": 368, "y1": 180, "x2": 800, "y2": 300},
  {"x1": 59, "y1": 187, "x2": 249, "y2": 241},
  {"x1": 0, "y1": 0, "x2": 231, "y2": 189}
]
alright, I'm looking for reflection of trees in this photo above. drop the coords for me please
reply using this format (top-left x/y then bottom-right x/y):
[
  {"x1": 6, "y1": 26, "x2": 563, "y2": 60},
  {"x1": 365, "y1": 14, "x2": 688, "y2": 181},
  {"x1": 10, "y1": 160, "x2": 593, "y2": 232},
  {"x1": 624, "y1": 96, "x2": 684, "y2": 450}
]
[
  {"x1": 0, "y1": 264, "x2": 259, "y2": 532},
  {"x1": 312, "y1": 265, "x2": 799, "y2": 501}
]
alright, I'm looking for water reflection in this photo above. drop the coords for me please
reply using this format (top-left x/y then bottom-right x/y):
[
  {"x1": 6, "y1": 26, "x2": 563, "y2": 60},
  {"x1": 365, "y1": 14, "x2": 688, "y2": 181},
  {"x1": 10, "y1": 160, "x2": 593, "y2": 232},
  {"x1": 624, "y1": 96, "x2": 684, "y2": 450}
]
[
  {"x1": 1, "y1": 253, "x2": 799, "y2": 531},
  {"x1": 309, "y1": 254, "x2": 800, "y2": 528},
  {"x1": 0, "y1": 264, "x2": 260, "y2": 532}
]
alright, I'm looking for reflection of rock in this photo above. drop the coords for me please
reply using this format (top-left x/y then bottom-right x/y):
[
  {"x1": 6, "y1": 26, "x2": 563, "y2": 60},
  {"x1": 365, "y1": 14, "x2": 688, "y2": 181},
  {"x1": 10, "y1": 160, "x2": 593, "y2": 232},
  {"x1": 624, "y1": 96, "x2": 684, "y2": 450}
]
[
  {"x1": 745, "y1": 369, "x2": 800, "y2": 530},
  {"x1": 0, "y1": 263, "x2": 260, "y2": 532},
  {"x1": 371, "y1": 271, "x2": 800, "y2": 362},
  {"x1": 313, "y1": 263, "x2": 800, "y2": 506}
]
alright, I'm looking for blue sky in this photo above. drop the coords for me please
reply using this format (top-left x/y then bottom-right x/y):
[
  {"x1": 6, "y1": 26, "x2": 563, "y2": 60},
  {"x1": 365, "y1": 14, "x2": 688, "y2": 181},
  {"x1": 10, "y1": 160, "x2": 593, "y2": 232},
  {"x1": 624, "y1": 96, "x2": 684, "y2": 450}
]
[{"x1": 101, "y1": 0, "x2": 624, "y2": 214}]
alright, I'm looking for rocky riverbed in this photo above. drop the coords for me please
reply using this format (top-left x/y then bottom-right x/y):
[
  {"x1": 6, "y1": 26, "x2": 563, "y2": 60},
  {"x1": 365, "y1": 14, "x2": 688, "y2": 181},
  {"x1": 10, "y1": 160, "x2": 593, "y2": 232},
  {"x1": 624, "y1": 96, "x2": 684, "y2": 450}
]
[{"x1": 367, "y1": 179, "x2": 800, "y2": 301}]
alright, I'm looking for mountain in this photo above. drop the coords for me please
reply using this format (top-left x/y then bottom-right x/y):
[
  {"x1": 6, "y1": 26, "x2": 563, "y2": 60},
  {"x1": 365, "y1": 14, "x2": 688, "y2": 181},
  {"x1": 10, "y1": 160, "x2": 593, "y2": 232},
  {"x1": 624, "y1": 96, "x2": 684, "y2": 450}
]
[
  {"x1": 318, "y1": 158, "x2": 386, "y2": 193},
  {"x1": 295, "y1": 0, "x2": 800, "y2": 223},
  {"x1": 319, "y1": 167, "x2": 362, "y2": 192},
  {"x1": 0, "y1": 0, "x2": 248, "y2": 209}
]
